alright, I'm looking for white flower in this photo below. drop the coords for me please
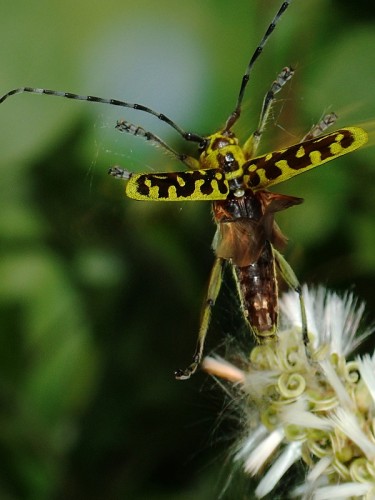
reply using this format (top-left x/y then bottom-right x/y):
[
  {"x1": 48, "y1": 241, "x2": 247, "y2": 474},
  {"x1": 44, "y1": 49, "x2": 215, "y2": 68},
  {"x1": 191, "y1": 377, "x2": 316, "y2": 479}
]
[{"x1": 203, "y1": 286, "x2": 375, "y2": 499}]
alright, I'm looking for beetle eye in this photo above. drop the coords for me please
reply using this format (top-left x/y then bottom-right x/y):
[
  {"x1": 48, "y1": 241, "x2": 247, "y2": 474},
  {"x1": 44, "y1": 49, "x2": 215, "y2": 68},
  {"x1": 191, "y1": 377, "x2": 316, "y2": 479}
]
[{"x1": 198, "y1": 139, "x2": 208, "y2": 151}]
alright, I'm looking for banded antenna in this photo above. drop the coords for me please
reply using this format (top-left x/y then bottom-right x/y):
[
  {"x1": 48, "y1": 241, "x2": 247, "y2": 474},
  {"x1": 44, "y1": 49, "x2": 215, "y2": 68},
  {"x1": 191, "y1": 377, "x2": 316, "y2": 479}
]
[
  {"x1": 0, "y1": 88, "x2": 205, "y2": 145},
  {"x1": 224, "y1": 0, "x2": 292, "y2": 131}
]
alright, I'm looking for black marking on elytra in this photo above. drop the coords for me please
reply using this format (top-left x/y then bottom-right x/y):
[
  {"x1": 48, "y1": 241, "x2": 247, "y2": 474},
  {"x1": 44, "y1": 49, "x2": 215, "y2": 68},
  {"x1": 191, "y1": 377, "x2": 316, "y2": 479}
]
[
  {"x1": 286, "y1": 130, "x2": 356, "y2": 169},
  {"x1": 339, "y1": 130, "x2": 356, "y2": 149},
  {"x1": 262, "y1": 160, "x2": 282, "y2": 181},
  {"x1": 248, "y1": 171, "x2": 261, "y2": 188},
  {"x1": 247, "y1": 130, "x2": 356, "y2": 188},
  {"x1": 136, "y1": 169, "x2": 228, "y2": 199}
]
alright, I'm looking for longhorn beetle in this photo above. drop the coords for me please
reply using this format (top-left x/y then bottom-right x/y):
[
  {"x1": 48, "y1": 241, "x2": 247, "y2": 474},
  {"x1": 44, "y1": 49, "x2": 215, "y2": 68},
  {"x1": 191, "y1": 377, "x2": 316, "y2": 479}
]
[{"x1": 0, "y1": 1, "x2": 368, "y2": 379}]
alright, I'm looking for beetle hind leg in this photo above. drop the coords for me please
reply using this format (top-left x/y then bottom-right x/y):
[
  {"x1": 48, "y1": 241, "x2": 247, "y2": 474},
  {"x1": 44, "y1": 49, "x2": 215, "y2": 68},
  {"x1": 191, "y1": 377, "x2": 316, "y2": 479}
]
[
  {"x1": 274, "y1": 249, "x2": 309, "y2": 348},
  {"x1": 175, "y1": 258, "x2": 224, "y2": 380}
]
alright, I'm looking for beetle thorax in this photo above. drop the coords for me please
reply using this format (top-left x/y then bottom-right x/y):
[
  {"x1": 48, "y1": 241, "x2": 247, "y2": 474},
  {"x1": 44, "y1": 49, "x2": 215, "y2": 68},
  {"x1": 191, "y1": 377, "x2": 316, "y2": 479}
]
[{"x1": 200, "y1": 131, "x2": 246, "y2": 197}]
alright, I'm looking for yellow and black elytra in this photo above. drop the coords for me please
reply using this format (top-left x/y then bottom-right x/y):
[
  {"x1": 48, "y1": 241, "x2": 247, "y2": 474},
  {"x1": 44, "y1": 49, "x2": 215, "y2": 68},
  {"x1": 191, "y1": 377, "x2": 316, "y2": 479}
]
[{"x1": 0, "y1": 1, "x2": 368, "y2": 379}]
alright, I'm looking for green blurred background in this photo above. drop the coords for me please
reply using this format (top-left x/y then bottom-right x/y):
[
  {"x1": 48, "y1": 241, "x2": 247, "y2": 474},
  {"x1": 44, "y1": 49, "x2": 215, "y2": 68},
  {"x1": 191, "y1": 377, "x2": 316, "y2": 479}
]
[{"x1": 0, "y1": 0, "x2": 374, "y2": 498}]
